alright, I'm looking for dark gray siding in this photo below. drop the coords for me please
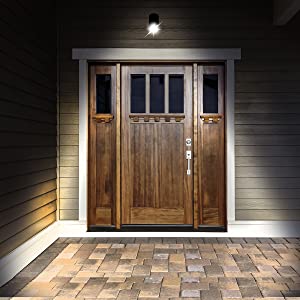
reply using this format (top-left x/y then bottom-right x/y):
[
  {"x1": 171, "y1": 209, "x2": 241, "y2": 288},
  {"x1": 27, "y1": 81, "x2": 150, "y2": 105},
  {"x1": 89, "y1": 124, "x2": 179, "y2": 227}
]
[
  {"x1": 0, "y1": 0, "x2": 57, "y2": 257},
  {"x1": 57, "y1": 0, "x2": 300, "y2": 220}
]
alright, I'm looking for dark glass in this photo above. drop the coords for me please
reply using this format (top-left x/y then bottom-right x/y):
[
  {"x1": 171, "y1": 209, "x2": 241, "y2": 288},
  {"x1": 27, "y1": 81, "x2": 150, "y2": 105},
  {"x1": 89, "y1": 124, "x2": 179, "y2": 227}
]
[
  {"x1": 203, "y1": 74, "x2": 218, "y2": 113},
  {"x1": 131, "y1": 75, "x2": 146, "y2": 113},
  {"x1": 150, "y1": 74, "x2": 164, "y2": 113},
  {"x1": 96, "y1": 75, "x2": 111, "y2": 114},
  {"x1": 169, "y1": 75, "x2": 184, "y2": 113}
]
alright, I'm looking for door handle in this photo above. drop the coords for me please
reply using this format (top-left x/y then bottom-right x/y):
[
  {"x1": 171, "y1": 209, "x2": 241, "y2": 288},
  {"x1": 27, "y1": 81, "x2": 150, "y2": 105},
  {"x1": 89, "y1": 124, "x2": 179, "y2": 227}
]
[{"x1": 186, "y1": 150, "x2": 192, "y2": 175}]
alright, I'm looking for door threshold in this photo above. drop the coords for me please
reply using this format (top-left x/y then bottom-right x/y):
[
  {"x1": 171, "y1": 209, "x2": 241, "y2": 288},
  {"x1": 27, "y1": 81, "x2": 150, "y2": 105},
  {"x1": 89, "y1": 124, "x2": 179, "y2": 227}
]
[{"x1": 88, "y1": 225, "x2": 226, "y2": 232}]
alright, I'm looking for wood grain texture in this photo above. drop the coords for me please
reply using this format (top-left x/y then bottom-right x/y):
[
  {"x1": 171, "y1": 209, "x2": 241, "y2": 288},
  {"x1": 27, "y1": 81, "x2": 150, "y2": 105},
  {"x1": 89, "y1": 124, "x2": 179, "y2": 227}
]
[
  {"x1": 0, "y1": 0, "x2": 57, "y2": 256},
  {"x1": 131, "y1": 208, "x2": 185, "y2": 224},
  {"x1": 96, "y1": 208, "x2": 112, "y2": 225}
]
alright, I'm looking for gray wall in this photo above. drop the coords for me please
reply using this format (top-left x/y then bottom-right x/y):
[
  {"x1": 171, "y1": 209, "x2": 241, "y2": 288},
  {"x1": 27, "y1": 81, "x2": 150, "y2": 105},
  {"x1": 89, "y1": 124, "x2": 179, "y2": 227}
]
[
  {"x1": 57, "y1": 0, "x2": 300, "y2": 221},
  {"x1": 0, "y1": 0, "x2": 57, "y2": 257}
]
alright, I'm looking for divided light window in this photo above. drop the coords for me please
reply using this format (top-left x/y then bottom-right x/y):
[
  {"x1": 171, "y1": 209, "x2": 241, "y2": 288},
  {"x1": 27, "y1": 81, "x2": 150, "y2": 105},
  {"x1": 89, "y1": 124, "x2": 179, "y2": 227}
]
[
  {"x1": 150, "y1": 75, "x2": 164, "y2": 113},
  {"x1": 131, "y1": 74, "x2": 146, "y2": 113},
  {"x1": 130, "y1": 74, "x2": 184, "y2": 114},
  {"x1": 169, "y1": 75, "x2": 184, "y2": 113}
]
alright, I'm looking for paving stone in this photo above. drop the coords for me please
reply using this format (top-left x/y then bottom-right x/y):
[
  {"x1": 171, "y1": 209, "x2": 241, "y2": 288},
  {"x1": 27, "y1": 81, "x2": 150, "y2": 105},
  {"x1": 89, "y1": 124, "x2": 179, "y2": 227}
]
[
  {"x1": 187, "y1": 264, "x2": 204, "y2": 272},
  {"x1": 181, "y1": 277, "x2": 200, "y2": 283},
  {"x1": 201, "y1": 288, "x2": 222, "y2": 300},
  {"x1": 204, "y1": 265, "x2": 224, "y2": 277},
  {"x1": 259, "y1": 282, "x2": 288, "y2": 291},
  {"x1": 237, "y1": 262, "x2": 257, "y2": 272},
  {"x1": 117, "y1": 289, "x2": 139, "y2": 299},
  {"x1": 162, "y1": 276, "x2": 180, "y2": 287},
  {"x1": 240, "y1": 286, "x2": 262, "y2": 297},
  {"x1": 138, "y1": 285, "x2": 161, "y2": 298},
  {"x1": 144, "y1": 276, "x2": 163, "y2": 284},
  {"x1": 281, "y1": 290, "x2": 300, "y2": 297},
  {"x1": 153, "y1": 253, "x2": 169, "y2": 260},
  {"x1": 230, "y1": 238, "x2": 246, "y2": 244},
  {"x1": 160, "y1": 286, "x2": 180, "y2": 297},
  {"x1": 185, "y1": 251, "x2": 201, "y2": 259},
  {"x1": 255, "y1": 277, "x2": 274, "y2": 283},
  {"x1": 98, "y1": 288, "x2": 120, "y2": 298},
  {"x1": 232, "y1": 254, "x2": 251, "y2": 263},
  {"x1": 260, "y1": 289, "x2": 283, "y2": 297},
  {"x1": 218, "y1": 278, "x2": 239, "y2": 290},
  {"x1": 132, "y1": 265, "x2": 151, "y2": 276},
  {"x1": 222, "y1": 266, "x2": 240, "y2": 273},
  {"x1": 221, "y1": 289, "x2": 242, "y2": 298},
  {"x1": 256, "y1": 265, "x2": 277, "y2": 274},
  {"x1": 276, "y1": 266, "x2": 298, "y2": 277},
  {"x1": 181, "y1": 289, "x2": 200, "y2": 298},
  {"x1": 236, "y1": 277, "x2": 256, "y2": 287},
  {"x1": 182, "y1": 282, "x2": 209, "y2": 290},
  {"x1": 169, "y1": 254, "x2": 185, "y2": 262},
  {"x1": 201, "y1": 251, "x2": 217, "y2": 259}
]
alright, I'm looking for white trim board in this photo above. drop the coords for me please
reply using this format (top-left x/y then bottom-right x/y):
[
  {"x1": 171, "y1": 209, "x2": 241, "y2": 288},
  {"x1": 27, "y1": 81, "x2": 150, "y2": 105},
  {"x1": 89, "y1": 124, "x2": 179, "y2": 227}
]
[
  {"x1": 73, "y1": 48, "x2": 240, "y2": 226},
  {"x1": 72, "y1": 48, "x2": 241, "y2": 61},
  {"x1": 1, "y1": 220, "x2": 299, "y2": 286},
  {"x1": 59, "y1": 221, "x2": 300, "y2": 238},
  {"x1": 0, "y1": 222, "x2": 59, "y2": 287}
]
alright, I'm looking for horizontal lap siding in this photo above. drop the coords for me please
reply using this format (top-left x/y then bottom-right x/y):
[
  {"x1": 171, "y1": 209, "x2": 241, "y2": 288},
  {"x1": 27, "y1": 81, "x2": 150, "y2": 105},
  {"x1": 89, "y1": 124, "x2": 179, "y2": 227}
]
[
  {"x1": 0, "y1": 0, "x2": 57, "y2": 257},
  {"x1": 57, "y1": 0, "x2": 300, "y2": 221}
]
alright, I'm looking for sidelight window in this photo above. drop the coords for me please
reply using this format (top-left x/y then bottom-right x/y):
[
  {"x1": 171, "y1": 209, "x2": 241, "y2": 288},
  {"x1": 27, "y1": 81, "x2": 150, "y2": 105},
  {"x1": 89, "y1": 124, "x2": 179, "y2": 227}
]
[
  {"x1": 96, "y1": 75, "x2": 111, "y2": 114},
  {"x1": 203, "y1": 74, "x2": 218, "y2": 114}
]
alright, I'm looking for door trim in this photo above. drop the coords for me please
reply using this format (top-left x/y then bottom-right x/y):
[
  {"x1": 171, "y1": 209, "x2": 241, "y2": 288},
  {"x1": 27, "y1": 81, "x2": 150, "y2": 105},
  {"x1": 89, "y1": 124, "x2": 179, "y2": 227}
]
[
  {"x1": 73, "y1": 48, "x2": 241, "y2": 61},
  {"x1": 73, "y1": 48, "x2": 241, "y2": 229}
]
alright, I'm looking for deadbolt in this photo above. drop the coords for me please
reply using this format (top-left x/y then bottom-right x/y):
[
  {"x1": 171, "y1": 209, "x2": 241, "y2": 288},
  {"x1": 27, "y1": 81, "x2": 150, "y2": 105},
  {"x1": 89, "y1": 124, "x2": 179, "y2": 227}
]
[{"x1": 186, "y1": 138, "x2": 192, "y2": 147}]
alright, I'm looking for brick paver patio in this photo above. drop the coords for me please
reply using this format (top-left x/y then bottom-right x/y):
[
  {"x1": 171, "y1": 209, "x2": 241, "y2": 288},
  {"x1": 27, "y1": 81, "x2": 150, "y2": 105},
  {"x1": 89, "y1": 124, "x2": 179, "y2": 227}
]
[{"x1": 0, "y1": 237, "x2": 299, "y2": 299}]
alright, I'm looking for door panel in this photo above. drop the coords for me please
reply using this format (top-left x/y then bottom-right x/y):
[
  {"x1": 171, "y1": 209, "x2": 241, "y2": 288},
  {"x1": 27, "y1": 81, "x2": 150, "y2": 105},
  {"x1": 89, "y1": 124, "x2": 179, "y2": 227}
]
[
  {"x1": 121, "y1": 65, "x2": 193, "y2": 225},
  {"x1": 88, "y1": 66, "x2": 116, "y2": 227},
  {"x1": 198, "y1": 65, "x2": 226, "y2": 227}
]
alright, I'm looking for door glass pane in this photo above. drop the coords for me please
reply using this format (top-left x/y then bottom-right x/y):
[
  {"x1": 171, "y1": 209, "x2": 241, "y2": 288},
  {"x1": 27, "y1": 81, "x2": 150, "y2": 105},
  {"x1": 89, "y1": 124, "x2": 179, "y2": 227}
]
[
  {"x1": 169, "y1": 75, "x2": 184, "y2": 113},
  {"x1": 131, "y1": 74, "x2": 146, "y2": 113},
  {"x1": 203, "y1": 74, "x2": 218, "y2": 113},
  {"x1": 150, "y1": 74, "x2": 164, "y2": 113},
  {"x1": 96, "y1": 74, "x2": 111, "y2": 114}
]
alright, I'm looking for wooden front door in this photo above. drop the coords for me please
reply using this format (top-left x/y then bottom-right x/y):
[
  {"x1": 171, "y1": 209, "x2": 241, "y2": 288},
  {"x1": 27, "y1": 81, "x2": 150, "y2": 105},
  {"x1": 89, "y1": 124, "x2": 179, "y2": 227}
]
[
  {"x1": 121, "y1": 66, "x2": 193, "y2": 225},
  {"x1": 88, "y1": 63, "x2": 226, "y2": 230}
]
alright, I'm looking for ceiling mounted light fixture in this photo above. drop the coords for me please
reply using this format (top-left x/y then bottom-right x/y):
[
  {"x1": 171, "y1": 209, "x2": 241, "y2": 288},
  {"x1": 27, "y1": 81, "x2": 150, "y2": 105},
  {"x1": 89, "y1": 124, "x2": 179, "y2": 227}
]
[{"x1": 146, "y1": 13, "x2": 161, "y2": 37}]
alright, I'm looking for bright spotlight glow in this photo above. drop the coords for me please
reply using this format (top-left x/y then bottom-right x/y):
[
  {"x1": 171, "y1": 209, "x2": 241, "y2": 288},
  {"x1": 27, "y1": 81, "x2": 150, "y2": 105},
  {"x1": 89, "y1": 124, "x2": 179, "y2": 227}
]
[{"x1": 148, "y1": 23, "x2": 160, "y2": 35}]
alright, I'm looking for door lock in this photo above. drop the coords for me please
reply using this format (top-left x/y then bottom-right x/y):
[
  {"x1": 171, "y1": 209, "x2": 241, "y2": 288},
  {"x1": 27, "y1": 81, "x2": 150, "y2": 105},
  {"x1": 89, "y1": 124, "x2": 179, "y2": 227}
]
[
  {"x1": 186, "y1": 138, "x2": 192, "y2": 147},
  {"x1": 186, "y1": 150, "x2": 192, "y2": 175}
]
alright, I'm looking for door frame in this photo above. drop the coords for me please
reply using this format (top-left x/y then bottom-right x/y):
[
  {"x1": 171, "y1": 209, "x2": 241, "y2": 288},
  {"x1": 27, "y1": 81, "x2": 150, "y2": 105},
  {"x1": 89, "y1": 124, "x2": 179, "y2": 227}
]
[{"x1": 72, "y1": 48, "x2": 241, "y2": 230}]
